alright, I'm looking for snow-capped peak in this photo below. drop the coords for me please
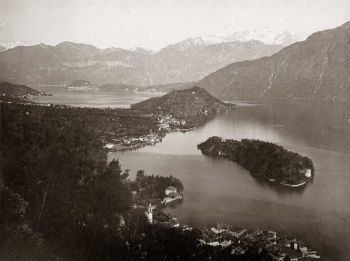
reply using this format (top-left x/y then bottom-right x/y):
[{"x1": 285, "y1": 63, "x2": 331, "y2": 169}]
[
  {"x1": 128, "y1": 47, "x2": 154, "y2": 55},
  {"x1": 161, "y1": 28, "x2": 301, "y2": 53},
  {"x1": 163, "y1": 37, "x2": 208, "y2": 52},
  {"x1": 0, "y1": 41, "x2": 28, "y2": 50},
  {"x1": 223, "y1": 28, "x2": 301, "y2": 45},
  {"x1": 201, "y1": 28, "x2": 302, "y2": 46}
]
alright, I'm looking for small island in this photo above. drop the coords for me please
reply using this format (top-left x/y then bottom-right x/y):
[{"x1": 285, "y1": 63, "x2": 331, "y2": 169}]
[
  {"x1": 67, "y1": 80, "x2": 98, "y2": 90},
  {"x1": 198, "y1": 136, "x2": 315, "y2": 187}
]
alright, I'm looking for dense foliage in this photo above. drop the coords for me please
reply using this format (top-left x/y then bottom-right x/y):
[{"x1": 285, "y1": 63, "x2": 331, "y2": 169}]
[
  {"x1": 128, "y1": 170, "x2": 184, "y2": 201},
  {"x1": 131, "y1": 86, "x2": 234, "y2": 127},
  {"x1": 198, "y1": 136, "x2": 315, "y2": 185},
  {"x1": 0, "y1": 101, "x2": 132, "y2": 259},
  {"x1": 0, "y1": 103, "x2": 274, "y2": 260}
]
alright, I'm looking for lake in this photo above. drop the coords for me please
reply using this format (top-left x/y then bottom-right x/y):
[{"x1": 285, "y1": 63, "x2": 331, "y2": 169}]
[
  {"x1": 109, "y1": 101, "x2": 350, "y2": 261},
  {"x1": 29, "y1": 86, "x2": 163, "y2": 108},
  {"x1": 30, "y1": 88, "x2": 349, "y2": 260}
]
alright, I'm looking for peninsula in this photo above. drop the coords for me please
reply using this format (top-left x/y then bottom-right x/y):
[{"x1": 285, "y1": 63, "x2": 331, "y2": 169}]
[
  {"x1": 1, "y1": 82, "x2": 233, "y2": 152},
  {"x1": 0, "y1": 81, "x2": 48, "y2": 99},
  {"x1": 198, "y1": 136, "x2": 315, "y2": 187},
  {"x1": 131, "y1": 86, "x2": 235, "y2": 129}
]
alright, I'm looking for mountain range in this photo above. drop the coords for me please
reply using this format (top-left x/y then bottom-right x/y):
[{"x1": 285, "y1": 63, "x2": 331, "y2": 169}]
[
  {"x1": 198, "y1": 21, "x2": 350, "y2": 101},
  {"x1": 0, "y1": 39, "x2": 283, "y2": 86},
  {"x1": 1, "y1": 22, "x2": 349, "y2": 102}
]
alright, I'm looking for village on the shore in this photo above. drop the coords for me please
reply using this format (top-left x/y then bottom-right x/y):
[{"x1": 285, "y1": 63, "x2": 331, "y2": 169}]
[
  {"x1": 142, "y1": 206, "x2": 320, "y2": 260},
  {"x1": 127, "y1": 179, "x2": 320, "y2": 261},
  {"x1": 104, "y1": 113, "x2": 190, "y2": 151}
]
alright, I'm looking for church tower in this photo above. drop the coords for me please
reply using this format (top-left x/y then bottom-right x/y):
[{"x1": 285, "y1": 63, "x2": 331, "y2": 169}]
[{"x1": 146, "y1": 203, "x2": 153, "y2": 223}]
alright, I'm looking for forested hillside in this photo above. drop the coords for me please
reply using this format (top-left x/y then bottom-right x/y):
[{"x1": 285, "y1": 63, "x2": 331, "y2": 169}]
[{"x1": 0, "y1": 102, "x2": 272, "y2": 260}]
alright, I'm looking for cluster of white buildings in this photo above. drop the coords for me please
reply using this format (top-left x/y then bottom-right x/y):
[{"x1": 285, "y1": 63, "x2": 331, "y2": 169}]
[
  {"x1": 199, "y1": 224, "x2": 320, "y2": 260},
  {"x1": 142, "y1": 186, "x2": 183, "y2": 226},
  {"x1": 67, "y1": 80, "x2": 98, "y2": 91},
  {"x1": 279, "y1": 239, "x2": 320, "y2": 260},
  {"x1": 158, "y1": 114, "x2": 186, "y2": 131},
  {"x1": 104, "y1": 133, "x2": 162, "y2": 151},
  {"x1": 161, "y1": 186, "x2": 183, "y2": 205},
  {"x1": 139, "y1": 189, "x2": 320, "y2": 260}
]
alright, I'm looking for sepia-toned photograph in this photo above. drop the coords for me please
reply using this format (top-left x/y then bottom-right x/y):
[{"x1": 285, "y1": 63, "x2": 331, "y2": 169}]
[{"x1": 0, "y1": 0, "x2": 349, "y2": 260}]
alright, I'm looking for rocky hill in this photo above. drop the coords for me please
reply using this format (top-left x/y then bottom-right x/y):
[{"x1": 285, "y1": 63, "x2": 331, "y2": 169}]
[
  {"x1": 0, "y1": 40, "x2": 283, "y2": 86},
  {"x1": 198, "y1": 21, "x2": 350, "y2": 101},
  {"x1": 131, "y1": 86, "x2": 234, "y2": 127}
]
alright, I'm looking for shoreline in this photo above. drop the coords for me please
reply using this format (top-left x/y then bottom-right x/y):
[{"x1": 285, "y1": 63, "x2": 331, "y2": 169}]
[
  {"x1": 280, "y1": 177, "x2": 313, "y2": 187},
  {"x1": 3, "y1": 97, "x2": 323, "y2": 259}
]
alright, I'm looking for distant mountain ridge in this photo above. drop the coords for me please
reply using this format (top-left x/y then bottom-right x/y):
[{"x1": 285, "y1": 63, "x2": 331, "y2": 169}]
[
  {"x1": 0, "y1": 39, "x2": 283, "y2": 86},
  {"x1": 0, "y1": 41, "x2": 28, "y2": 52},
  {"x1": 198, "y1": 21, "x2": 350, "y2": 101},
  {"x1": 151, "y1": 39, "x2": 283, "y2": 85},
  {"x1": 211, "y1": 28, "x2": 300, "y2": 46}
]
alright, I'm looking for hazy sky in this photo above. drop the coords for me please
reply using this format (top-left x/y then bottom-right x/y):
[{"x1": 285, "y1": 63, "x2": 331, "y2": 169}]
[{"x1": 0, "y1": 0, "x2": 349, "y2": 50}]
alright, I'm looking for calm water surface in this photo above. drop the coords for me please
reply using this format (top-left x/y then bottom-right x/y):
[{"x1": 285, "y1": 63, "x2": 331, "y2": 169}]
[
  {"x1": 109, "y1": 102, "x2": 350, "y2": 261},
  {"x1": 30, "y1": 86, "x2": 162, "y2": 108}
]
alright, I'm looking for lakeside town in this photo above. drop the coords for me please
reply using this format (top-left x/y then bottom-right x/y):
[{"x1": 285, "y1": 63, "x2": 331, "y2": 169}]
[
  {"x1": 104, "y1": 113, "x2": 190, "y2": 151},
  {"x1": 134, "y1": 188, "x2": 321, "y2": 261},
  {"x1": 198, "y1": 224, "x2": 321, "y2": 260},
  {"x1": 0, "y1": 86, "x2": 200, "y2": 153},
  {"x1": 1, "y1": 90, "x2": 164, "y2": 152},
  {"x1": 2, "y1": 83, "x2": 232, "y2": 153},
  {"x1": 124, "y1": 168, "x2": 320, "y2": 261},
  {"x1": 138, "y1": 200, "x2": 321, "y2": 260}
]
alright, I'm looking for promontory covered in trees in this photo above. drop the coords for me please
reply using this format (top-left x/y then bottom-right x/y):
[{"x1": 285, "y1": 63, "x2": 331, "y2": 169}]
[
  {"x1": 131, "y1": 86, "x2": 234, "y2": 127},
  {"x1": 198, "y1": 136, "x2": 315, "y2": 187}
]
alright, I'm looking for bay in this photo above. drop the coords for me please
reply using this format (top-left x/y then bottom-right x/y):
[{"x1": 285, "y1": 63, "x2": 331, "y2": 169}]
[{"x1": 110, "y1": 102, "x2": 350, "y2": 261}]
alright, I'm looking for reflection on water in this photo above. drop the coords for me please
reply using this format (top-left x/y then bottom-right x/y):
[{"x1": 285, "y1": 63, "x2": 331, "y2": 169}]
[{"x1": 110, "y1": 102, "x2": 350, "y2": 261}]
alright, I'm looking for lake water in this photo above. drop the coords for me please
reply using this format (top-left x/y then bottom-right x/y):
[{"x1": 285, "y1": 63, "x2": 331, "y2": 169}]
[
  {"x1": 30, "y1": 88, "x2": 349, "y2": 260},
  {"x1": 29, "y1": 86, "x2": 162, "y2": 108},
  {"x1": 109, "y1": 102, "x2": 350, "y2": 261}
]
